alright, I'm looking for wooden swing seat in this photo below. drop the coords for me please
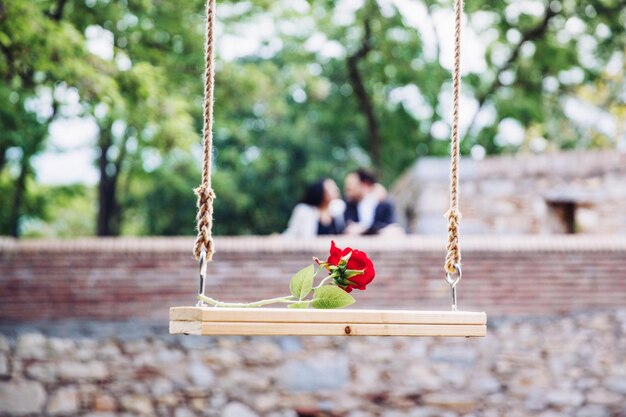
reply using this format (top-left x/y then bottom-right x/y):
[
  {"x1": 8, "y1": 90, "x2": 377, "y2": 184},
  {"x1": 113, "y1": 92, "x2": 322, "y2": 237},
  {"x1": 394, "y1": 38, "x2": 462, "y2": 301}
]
[{"x1": 169, "y1": 307, "x2": 487, "y2": 337}]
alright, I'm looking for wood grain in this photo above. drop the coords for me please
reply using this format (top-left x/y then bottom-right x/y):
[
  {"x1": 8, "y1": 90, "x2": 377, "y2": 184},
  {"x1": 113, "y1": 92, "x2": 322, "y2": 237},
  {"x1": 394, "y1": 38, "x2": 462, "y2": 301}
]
[
  {"x1": 169, "y1": 307, "x2": 487, "y2": 337},
  {"x1": 170, "y1": 307, "x2": 486, "y2": 324},
  {"x1": 170, "y1": 320, "x2": 487, "y2": 337}
]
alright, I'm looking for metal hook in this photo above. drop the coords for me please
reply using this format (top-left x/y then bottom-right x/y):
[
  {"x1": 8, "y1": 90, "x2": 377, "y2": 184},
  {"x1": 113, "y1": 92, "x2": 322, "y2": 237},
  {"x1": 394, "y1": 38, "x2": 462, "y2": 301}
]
[
  {"x1": 197, "y1": 249, "x2": 208, "y2": 307},
  {"x1": 445, "y1": 263, "x2": 462, "y2": 311}
]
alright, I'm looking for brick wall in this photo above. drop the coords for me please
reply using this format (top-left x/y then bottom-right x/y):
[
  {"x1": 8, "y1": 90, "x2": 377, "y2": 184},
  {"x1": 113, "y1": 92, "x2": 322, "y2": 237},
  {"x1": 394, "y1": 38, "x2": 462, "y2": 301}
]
[{"x1": 1, "y1": 235, "x2": 625, "y2": 321}]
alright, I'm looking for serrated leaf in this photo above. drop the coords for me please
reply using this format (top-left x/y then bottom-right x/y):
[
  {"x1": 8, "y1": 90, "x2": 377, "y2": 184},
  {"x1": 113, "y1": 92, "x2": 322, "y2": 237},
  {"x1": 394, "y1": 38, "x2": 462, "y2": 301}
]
[
  {"x1": 289, "y1": 264, "x2": 314, "y2": 300},
  {"x1": 312, "y1": 285, "x2": 355, "y2": 309},
  {"x1": 288, "y1": 301, "x2": 310, "y2": 309}
]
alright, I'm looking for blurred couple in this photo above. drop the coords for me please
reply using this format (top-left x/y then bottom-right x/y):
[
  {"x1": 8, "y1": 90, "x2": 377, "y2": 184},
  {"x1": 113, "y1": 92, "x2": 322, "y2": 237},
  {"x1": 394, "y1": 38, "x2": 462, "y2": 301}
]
[{"x1": 284, "y1": 169, "x2": 404, "y2": 238}]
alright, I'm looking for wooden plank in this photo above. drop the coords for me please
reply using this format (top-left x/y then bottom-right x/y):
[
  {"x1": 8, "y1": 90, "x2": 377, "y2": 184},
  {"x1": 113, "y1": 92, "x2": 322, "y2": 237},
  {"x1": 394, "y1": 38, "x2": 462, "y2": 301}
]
[
  {"x1": 169, "y1": 321, "x2": 486, "y2": 337},
  {"x1": 170, "y1": 320, "x2": 202, "y2": 335},
  {"x1": 170, "y1": 306, "x2": 486, "y2": 325}
]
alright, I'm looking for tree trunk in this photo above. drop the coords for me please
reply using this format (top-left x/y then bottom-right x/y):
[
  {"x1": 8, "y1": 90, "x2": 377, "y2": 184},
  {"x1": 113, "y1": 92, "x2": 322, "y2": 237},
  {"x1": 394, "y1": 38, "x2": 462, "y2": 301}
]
[
  {"x1": 48, "y1": 0, "x2": 67, "y2": 21},
  {"x1": 0, "y1": 145, "x2": 7, "y2": 174},
  {"x1": 347, "y1": 19, "x2": 381, "y2": 172},
  {"x1": 97, "y1": 134, "x2": 121, "y2": 236},
  {"x1": 464, "y1": 6, "x2": 558, "y2": 138},
  {"x1": 9, "y1": 154, "x2": 29, "y2": 237}
]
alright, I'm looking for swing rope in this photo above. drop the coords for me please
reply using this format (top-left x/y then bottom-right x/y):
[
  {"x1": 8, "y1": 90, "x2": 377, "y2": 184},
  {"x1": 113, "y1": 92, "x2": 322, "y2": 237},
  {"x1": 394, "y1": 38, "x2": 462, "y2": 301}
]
[
  {"x1": 445, "y1": 0, "x2": 463, "y2": 276},
  {"x1": 194, "y1": 0, "x2": 217, "y2": 261},
  {"x1": 194, "y1": 0, "x2": 464, "y2": 280}
]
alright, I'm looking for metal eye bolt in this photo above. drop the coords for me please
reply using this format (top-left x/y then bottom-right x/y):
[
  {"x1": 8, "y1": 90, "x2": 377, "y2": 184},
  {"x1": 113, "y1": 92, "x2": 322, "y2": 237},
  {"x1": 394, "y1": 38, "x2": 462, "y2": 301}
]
[{"x1": 445, "y1": 263, "x2": 462, "y2": 311}]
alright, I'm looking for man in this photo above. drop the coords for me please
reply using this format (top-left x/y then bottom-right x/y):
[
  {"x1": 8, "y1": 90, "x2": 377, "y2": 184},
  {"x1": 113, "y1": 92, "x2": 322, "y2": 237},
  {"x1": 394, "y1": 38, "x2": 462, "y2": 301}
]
[{"x1": 343, "y1": 169, "x2": 398, "y2": 235}]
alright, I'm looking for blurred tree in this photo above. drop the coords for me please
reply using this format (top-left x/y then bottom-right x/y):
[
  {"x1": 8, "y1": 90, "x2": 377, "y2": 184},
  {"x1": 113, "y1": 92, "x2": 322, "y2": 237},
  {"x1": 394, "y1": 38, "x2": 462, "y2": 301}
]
[
  {"x1": 0, "y1": 0, "x2": 83, "y2": 236},
  {"x1": 1, "y1": 0, "x2": 624, "y2": 237},
  {"x1": 464, "y1": 0, "x2": 626, "y2": 152},
  {"x1": 0, "y1": 88, "x2": 47, "y2": 236},
  {"x1": 123, "y1": 155, "x2": 200, "y2": 236},
  {"x1": 61, "y1": 1, "x2": 200, "y2": 235},
  {"x1": 20, "y1": 184, "x2": 95, "y2": 238}
]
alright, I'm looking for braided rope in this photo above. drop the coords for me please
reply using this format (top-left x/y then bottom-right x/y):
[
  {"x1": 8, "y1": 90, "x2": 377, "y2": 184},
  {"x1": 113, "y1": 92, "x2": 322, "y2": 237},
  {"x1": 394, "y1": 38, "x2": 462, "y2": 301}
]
[
  {"x1": 194, "y1": 0, "x2": 217, "y2": 261},
  {"x1": 193, "y1": 0, "x2": 462, "y2": 271},
  {"x1": 445, "y1": 0, "x2": 464, "y2": 274}
]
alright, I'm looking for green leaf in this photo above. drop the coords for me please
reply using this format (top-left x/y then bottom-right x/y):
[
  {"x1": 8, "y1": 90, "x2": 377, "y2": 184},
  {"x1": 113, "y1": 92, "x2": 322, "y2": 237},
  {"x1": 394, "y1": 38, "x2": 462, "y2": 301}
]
[
  {"x1": 312, "y1": 285, "x2": 355, "y2": 309},
  {"x1": 289, "y1": 264, "x2": 315, "y2": 300},
  {"x1": 288, "y1": 301, "x2": 311, "y2": 309},
  {"x1": 0, "y1": 32, "x2": 11, "y2": 47}
]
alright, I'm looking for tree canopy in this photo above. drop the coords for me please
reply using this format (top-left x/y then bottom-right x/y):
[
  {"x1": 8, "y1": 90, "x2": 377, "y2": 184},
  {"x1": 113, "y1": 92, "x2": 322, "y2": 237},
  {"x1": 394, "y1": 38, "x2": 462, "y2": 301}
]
[{"x1": 1, "y1": 0, "x2": 624, "y2": 237}]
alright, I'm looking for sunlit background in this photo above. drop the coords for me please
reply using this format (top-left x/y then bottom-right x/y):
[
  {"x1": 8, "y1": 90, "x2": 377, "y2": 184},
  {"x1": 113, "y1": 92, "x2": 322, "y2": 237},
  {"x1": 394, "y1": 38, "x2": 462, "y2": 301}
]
[{"x1": 2, "y1": 0, "x2": 624, "y2": 237}]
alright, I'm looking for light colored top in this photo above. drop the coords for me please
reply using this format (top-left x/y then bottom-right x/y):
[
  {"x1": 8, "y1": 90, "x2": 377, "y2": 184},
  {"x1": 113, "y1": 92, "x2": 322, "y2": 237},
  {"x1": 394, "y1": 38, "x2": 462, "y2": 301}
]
[
  {"x1": 283, "y1": 199, "x2": 346, "y2": 238},
  {"x1": 356, "y1": 193, "x2": 379, "y2": 230}
]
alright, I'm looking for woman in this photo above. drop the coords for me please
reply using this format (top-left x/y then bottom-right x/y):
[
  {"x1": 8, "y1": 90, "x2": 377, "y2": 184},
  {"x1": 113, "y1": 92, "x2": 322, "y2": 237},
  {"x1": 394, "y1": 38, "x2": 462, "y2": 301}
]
[{"x1": 283, "y1": 178, "x2": 346, "y2": 237}]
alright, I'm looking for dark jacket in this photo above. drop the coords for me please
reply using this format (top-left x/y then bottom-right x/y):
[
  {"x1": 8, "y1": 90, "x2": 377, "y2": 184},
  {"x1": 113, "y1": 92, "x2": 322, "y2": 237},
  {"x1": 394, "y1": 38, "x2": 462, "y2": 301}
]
[{"x1": 344, "y1": 199, "x2": 396, "y2": 235}]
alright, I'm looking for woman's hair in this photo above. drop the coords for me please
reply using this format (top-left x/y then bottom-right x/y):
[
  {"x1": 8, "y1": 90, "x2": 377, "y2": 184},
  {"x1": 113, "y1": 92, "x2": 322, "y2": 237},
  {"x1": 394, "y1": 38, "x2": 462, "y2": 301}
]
[{"x1": 301, "y1": 178, "x2": 327, "y2": 207}]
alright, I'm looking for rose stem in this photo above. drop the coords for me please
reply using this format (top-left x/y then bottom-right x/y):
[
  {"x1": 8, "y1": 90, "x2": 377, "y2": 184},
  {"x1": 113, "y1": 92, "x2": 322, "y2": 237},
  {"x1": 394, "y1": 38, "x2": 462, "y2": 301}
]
[{"x1": 198, "y1": 294, "x2": 298, "y2": 308}]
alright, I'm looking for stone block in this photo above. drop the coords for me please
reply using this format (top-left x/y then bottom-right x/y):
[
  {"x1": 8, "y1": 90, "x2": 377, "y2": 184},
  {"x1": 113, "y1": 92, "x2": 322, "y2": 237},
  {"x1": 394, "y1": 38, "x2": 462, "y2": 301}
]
[
  {"x1": 280, "y1": 352, "x2": 348, "y2": 392},
  {"x1": 47, "y1": 386, "x2": 80, "y2": 415},
  {"x1": 605, "y1": 376, "x2": 626, "y2": 394},
  {"x1": 174, "y1": 408, "x2": 196, "y2": 417},
  {"x1": 415, "y1": 215, "x2": 447, "y2": 234},
  {"x1": 252, "y1": 393, "x2": 280, "y2": 413},
  {"x1": 0, "y1": 380, "x2": 46, "y2": 415},
  {"x1": 0, "y1": 353, "x2": 9, "y2": 378},
  {"x1": 48, "y1": 338, "x2": 76, "y2": 357},
  {"x1": 120, "y1": 394, "x2": 155, "y2": 416},
  {"x1": 57, "y1": 360, "x2": 108, "y2": 381},
  {"x1": 546, "y1": 389, "x2": 584, "y2": 407},
  {"x1": 25, "y1": 362, "x2": 57, "y2": 382},
  {"x1": 0, "y1": 335, "x2": 10, "y2": 352},
  {"x1": 430, "y1": 344, "x2": 478, "y2": 364},
  {"x1": 16, "y1": 333, "x2": 47, "y2": 359},
  {"x1": 149, "y1": 377, "x2": 175, "y2": 396},
  {"x1": 479, "y1": 179, "x2": 516, "y2": 197},
  {"x1": 420, "y1": 393, "x2": 478, "y2": 413},
  {"x1": 417, "y1": 188, "x2": 449, "y2": 213},
  {"x1": 408, "y1": 407, "x2": 458, "y2": 417},
  {"x1": 187, "y1": 360, "x2": 214, "y2": 388},
  {"x1": 93, "y1": 393, "x2": 117, "y2": 412},
  {"x1": 575, "y1": 404, "x2": 609, "y2": 417},
  {"x1": 222, "y1": 402, "x2": 259, "y2": 417},
  {"x1": 586, "y1": 389, "x2": 622, "y2": 405},
  {"x1": 222, "y1": 368, "x2": 272, "y2": 392}
]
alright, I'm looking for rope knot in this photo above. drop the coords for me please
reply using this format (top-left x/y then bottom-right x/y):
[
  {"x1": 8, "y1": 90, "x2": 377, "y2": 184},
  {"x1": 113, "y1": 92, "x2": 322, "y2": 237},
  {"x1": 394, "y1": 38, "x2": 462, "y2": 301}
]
[
  {"x1": 444, "y1": 209, "x2": 462, "y2": 274},
  {"x1": 195, "y1": 184, "x2": 216, "y2": 204},
  {"x1": 194, "y1": 184, "x2": 216, "y2": 260},
  {"x1": 445, "y1": 209, "x2": 461, "y2": 223}
]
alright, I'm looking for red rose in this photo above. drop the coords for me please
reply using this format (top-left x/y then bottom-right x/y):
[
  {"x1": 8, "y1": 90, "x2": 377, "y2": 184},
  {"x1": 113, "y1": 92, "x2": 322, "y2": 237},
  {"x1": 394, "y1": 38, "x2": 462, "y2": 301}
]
[{"x1": 326, "y1": 241, "x2": 375, "y2": 292}]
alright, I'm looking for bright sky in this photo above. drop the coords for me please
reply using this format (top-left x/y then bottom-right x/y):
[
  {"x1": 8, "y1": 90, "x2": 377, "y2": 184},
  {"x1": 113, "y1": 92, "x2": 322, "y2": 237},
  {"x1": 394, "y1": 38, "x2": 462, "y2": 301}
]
[{"x1": 32, "y1": 0, "x2": 623, "y2": 185}]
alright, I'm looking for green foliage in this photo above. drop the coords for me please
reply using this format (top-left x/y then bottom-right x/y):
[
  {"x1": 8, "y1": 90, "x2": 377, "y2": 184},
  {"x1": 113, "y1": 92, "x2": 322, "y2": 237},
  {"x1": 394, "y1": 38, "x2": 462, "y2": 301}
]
[
  {"x1": 0, "y1": 86, "x2": 48, "y2": 236},
  {"x1": 289, "y1": 264, "x2": 315, "y2": 300},
  {"x1": 312, "y1": 285, "x2": 355, "y2": 309},
  {"x1": 123, "y1": 156, "x2": 200, "y2": 236},
  {"x1": 0, "y1": 174, "x2": 12, "y2": 232},
  {"x1": 1, "y1": 0, "x2": 624, "y2": 237},
  {"x1": 21, "y1": 184, "x2": 95, "y2": 238}
]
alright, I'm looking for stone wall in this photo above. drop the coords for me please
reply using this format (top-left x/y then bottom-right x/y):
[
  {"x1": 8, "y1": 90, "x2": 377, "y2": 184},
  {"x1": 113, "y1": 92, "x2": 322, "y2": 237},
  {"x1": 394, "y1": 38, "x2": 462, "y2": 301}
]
[
  {"x1": 2, "y1": 237, "x2": 626, "y2": 416},
  {"x1": 390, "y1": 150, "x2": 626, "y2": 235},
  {"x1": 2, "y1": 236, "x2": 626, "y2": 319},
  {"x1": 1, "y1": 311, "x2": 625, "y2": 417}
]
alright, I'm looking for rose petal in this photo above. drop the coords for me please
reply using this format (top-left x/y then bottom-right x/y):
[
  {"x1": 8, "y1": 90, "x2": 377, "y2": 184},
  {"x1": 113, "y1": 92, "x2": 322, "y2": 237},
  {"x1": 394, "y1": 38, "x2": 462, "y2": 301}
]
[{"x1": 327, "y1": 242, "x2": 375, "y2": 292}]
